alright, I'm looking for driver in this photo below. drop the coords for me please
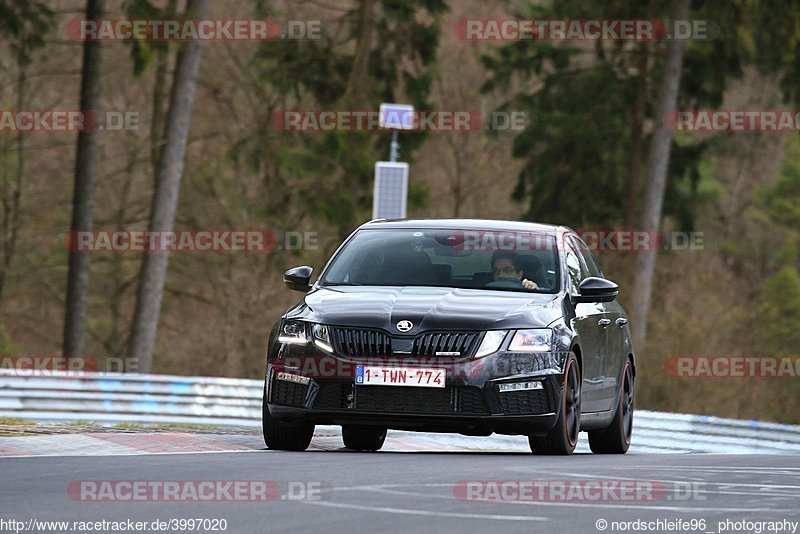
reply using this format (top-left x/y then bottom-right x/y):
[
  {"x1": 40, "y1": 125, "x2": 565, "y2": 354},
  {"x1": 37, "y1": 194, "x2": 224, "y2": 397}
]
[{"x1": 491, "y1": 251, "x2": 538, "y2": 290}]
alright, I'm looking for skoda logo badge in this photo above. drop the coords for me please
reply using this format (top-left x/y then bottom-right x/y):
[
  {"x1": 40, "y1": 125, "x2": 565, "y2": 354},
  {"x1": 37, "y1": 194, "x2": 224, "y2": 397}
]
[{"x1": 396, "y1": 320, "x2": 413, "y2": 332}]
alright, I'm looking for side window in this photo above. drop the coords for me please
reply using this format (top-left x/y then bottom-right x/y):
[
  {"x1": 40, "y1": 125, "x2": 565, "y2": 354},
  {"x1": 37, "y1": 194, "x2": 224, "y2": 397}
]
[
  {"x1": 572, "y1": 237, "x2": 602, "y2": 278},
  {"x1": 564, "y1": 242, "x2": 583, "y2": 294}
]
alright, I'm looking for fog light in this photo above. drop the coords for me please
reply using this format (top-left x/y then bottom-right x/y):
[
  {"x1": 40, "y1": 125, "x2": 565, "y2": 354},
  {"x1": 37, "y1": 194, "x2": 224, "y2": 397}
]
[
  {"x1": 276, "y1": 372, "x2": 310, "y2": 385},
  {"x1": 498, "y1": 381, "x2": 543, "y2": 392}
]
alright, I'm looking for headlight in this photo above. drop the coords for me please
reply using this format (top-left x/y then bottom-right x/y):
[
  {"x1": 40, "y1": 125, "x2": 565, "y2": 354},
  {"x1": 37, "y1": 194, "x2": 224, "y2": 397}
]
[
  {"x1": 312, "y1": 324, "x2": 334, "y2": 353},
  {"x1": 475, "y1": 330, "x2": 508, "y2": 358},
  {"x1": 277, "y1": 320, "x2": 308, "y2": 345},
  {"x1": 509, "y1": 329, "x2": 553, "y2": 352}
]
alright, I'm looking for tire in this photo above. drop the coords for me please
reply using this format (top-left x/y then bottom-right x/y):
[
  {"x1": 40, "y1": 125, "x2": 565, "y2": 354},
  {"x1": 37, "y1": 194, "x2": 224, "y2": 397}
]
[
  {"x1": 529, "y1": 352, "x2": 581, "y2": 455},
  {"x1": 262, "y1": 383, "x2": 314, "y2": 451},
  {"x1": 588, "y1": 360, "x2": 633, "y2": 454},
  {"x1": 342, "y1": 425, "x2": 387, "y2": 451}
]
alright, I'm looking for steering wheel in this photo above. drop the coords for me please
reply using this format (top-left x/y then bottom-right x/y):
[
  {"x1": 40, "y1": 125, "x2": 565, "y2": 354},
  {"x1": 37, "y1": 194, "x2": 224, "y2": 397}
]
[{"x1": 484, "y1": 279, "x2": 525, "y2": 289}]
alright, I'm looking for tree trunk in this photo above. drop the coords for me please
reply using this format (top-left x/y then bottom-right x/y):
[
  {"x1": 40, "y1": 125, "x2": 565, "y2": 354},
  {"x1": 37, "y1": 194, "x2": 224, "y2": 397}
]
[
  {"x1": 127, "y1": 0, "x2": 210, "y2": 372},
  {"x1": 63, "y1": 0, "x2": 103, "y2": 359},
  {"x1": 150, "y1": 0, "x2": 179, "y2": 176},
  {"x1": 342, "y1": 0, "x2": 376, "y2": 108},
  {"x1": 631, "y1": 0, "x2": 689, "y2": 352},
  {"x1": 624, "y1": 41, "x2": 650, "y2": 228},
  {"x1": 624, "y1": 0, "x2": 656, "y2": 228},
  {"x1": 0, "y1": 60, "x2": 26, "y2": 305},
  {"x1": 630, "y1": 0, "x2": 690, "y2": 353}
]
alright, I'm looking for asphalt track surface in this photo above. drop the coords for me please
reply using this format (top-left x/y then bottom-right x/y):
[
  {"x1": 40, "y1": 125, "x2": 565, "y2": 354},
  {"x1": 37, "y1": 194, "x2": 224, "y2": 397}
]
[{"x1": 1, "y1": 435, "x2": 799, "y2": 534}]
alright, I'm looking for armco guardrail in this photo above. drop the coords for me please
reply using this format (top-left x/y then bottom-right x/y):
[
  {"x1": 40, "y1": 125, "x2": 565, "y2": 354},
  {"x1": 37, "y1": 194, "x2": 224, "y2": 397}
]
[
  {"x1": 1, "y1": 370, "x2": 799, "y2": 454},
  {"x1": 0, "y1": 370, "x2": 262, "y2": 427}
]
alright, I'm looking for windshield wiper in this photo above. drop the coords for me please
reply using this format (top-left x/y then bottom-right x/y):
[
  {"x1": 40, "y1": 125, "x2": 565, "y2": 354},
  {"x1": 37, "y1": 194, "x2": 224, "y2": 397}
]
[{"x1": 320, "y1": 282, "x2": 363, "y2": 287}]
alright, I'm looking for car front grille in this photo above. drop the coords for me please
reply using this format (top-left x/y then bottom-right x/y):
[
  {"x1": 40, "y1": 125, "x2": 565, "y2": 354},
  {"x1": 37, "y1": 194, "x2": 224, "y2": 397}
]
[
  {"x1": 313, "y1": 383, "x2": 490, "y2": 415},
  {"x1": 330, "y1": 327, "x2": 392, "y2": 358},
  {"x1": 499, "y1": 388, "x2": 553, "y2": 415},
  {"x1": 270, "y1": 377, "x2": 308, "y2": 408},
  {"x1": 411, "y1": 331, "x2": 482, "y2": 357},
  {"x1": 330, "y1": 327, "x2": 482, "y2": 358}
]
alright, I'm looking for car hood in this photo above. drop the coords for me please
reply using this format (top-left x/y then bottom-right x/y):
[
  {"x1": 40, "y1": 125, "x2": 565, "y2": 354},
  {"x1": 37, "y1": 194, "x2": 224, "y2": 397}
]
[{"x1": 292, "y1": 286, "x2": 562, "y2": 333}]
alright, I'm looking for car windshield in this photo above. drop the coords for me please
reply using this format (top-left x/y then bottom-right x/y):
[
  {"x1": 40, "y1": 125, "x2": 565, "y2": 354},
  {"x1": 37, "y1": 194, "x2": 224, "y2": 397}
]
[{"x1": 320, "y1": 228, "x2": 560, "y2": 293}]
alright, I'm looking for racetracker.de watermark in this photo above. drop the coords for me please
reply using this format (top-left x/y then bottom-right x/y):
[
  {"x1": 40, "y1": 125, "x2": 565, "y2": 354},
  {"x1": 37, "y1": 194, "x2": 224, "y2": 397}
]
[
  {"x1": 570, "y1": 230, "x2": 702, "y2": 252},
  {"x1": 67, "y1": 19, "x2": 321, "y2": 41},
  {"x1": 271, "y1": 353, "x2": 568, "y2": 381},
  {"x1": 665, "y1": 110, "x2": 800, "y2": 132},
  {"x1": 67, "y1": 480, "x2": 328, "y2": 502},
  {"x1": 442, "y1": 230, "x2": 704, "y2": 253},
  {"x1": 0, "y1": 110, "x2": 138, "y2": 132},
  {"x1": 0, "y1": 356, "x2": 142, "y2": 376},
  {"x1": 454, "y1": 19, "x2": 715, "y2": 41},
  {"x1": 453, "y1": 480, "x2": 705, "y2": 502},
  {"x1": 65, "y1": 230, "x2": 319, "y2": 252},
  {"x1": 664, "y1": 356, "x2": 800, "y2": 378},
  {"x1": 270, "y1": 110, "x2": 528, "y2": 132}
]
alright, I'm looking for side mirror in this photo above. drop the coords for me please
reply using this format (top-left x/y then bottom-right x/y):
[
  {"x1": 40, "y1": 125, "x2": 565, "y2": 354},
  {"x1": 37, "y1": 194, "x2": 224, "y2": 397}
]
[
  {"x1": 574, "y1": 277, "x2": 619, "y2": 303},
  {"x1": 283, "y1": 265, "x2": 313, "y2": 292}
]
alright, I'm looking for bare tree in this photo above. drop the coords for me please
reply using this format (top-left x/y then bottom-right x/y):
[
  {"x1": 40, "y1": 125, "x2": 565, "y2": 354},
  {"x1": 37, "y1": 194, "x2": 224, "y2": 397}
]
[
  {"x1": 148, "y1": 0, "x2": 179, "y2": 176},
  {"x1": 630, "y1": 0, "x2": 691, "y2": 351},
  {"x1": 63, "y1": 0, "x2": 102, "y2": 358},
  {"x1": 127, "y1": 0, "x2": 210, "y2": 372},
  {"x1": 0, "y1": 59, "x2": 27, "y2": 305},
  {"x1": 342, "y1": 0, "x2": 377, "y2": 108}
]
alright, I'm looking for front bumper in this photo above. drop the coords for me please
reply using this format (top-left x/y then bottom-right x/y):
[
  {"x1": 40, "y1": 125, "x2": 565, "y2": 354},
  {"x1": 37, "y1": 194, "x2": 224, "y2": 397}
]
[{"x1": 266, "y1": 349, "x2": 568, "y2": 436}]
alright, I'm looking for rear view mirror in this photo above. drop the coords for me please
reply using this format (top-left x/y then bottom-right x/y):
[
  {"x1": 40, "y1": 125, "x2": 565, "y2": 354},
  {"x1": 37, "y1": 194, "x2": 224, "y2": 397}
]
[
  {"x1": 574, "y1": 277, "x2": 618, "y2": 303},
  {"x1": 283, "y1": 265, "x2": 313, "y2": 292}
]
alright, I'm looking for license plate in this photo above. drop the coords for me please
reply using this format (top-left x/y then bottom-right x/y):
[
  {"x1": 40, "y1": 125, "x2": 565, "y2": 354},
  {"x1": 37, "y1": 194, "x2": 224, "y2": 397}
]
[{"x1": 355, "y1": 365, "x2": 446, "y2": 388}]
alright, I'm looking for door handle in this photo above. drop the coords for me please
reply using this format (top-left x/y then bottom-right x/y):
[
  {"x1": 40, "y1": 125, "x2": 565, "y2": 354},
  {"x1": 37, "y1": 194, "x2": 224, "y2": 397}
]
[
  {"x1": 616, "y1": 318, "x2": 628, "y2": 326},
  {"x1": 598, "y1": 318, "x2": 611, "y2": 326}
]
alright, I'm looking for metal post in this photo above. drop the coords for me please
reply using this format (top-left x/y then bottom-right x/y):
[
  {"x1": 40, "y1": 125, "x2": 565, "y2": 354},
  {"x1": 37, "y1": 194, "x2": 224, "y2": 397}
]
[{"x1": 389, "y1": 130, "x2": 399, "y2": 162}]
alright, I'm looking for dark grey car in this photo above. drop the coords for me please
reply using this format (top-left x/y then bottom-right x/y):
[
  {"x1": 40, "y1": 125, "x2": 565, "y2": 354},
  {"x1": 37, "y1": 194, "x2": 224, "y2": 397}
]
[{"x1": 263, "y1": 219, "x2": 635, "y2": 455}]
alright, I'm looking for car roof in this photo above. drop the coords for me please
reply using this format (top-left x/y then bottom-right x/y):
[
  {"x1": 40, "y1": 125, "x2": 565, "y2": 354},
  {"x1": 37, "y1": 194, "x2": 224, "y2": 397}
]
[{"x1": 359, "y1": 218, "x2": 571, "y2": 234}]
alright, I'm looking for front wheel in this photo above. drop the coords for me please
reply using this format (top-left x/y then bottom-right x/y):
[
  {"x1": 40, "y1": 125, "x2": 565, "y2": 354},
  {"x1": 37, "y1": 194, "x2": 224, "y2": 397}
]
[
  {"x1": 588, "y1": 360, "x2": 633, "y2": 454},
  {"x1": 342, "y1": 425, "x2": 387, "y2": 451},
  {"x1": 529, "y1": 353, "x2": 581, "y2": 455},
  {"x1": 262, "y1": 384, "x2": 314, "y2": 451}
]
